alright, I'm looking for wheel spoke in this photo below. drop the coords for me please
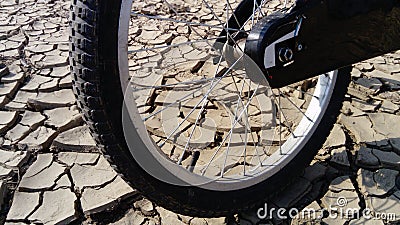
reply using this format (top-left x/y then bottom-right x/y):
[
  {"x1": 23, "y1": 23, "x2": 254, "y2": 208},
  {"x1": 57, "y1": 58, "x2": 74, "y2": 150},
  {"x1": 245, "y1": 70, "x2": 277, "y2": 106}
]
[
  {"x1": 229, "y1": 76, "x2": 266, "y2": 169},
  {"x1": 278, "y1": 89, "x2": 314, "y2": 122},
  {"x1": 202, "y1": 84, "x2": 260, "y2": 176},
  {"x1": 159, "y1": 53, "x2": 245, "y2": 148},
  {"x1": 201, "y1": 0, "x2": 244, "y2": 51},
  {"x1": 176, "y1": 50, "x2": 229, "y2": 163},
  {"x1": 133, "y1": 76, "x2": 218, "y2": 91},
  {"x1": 272, "y1": 92, "x2": 297, "y2": 139},
  {"x1": 160, "y1": 0, "x2": 219, "y2": 51},
  {"x1": 143, "y1": 85, "x2": 204, "y2": 121},
  {"x1": 131, "y1": 12, "x2": 243, "y2": 32},
  {"x1": 128, "y1": 37, "x2": 222, "y2": 54},
  {"x1": 286, "y1": 85, "x2": 320, "y2": 100},
  {"x1": 237, "y1": 0, "x2": 268, "y2": 32},
  {"x1": 177, "y1": 98, "x2": 209, "y2": 165},
  {"x1": 141, "y1": 73, "x2": 247, "y2": 122},
  {"x1": 221, "y1": 74, "x2": 247, "y2": 177},
  {"x1": 230, "y1": 77, "x2": 263, "y2": 171},
  {"x1": 278, "y1": 92, "x2": 283, "y2": 154},
  {"x1": 225, "y1": 1, "x2": 242, "y2": 29}
]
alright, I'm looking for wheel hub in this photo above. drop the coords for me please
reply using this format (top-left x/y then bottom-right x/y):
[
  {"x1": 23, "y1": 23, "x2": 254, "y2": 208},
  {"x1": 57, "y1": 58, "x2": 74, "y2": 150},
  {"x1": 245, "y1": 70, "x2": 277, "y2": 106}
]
[{"x1": 244, "y1": 14, "x2": 303, "y2": 87}]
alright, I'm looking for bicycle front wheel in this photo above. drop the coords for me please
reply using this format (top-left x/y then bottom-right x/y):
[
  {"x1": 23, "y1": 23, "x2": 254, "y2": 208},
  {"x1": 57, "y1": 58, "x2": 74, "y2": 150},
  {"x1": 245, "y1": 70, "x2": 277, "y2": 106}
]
[{"x1": 69, "y1": 0, "x2": 351, "y2": 216}]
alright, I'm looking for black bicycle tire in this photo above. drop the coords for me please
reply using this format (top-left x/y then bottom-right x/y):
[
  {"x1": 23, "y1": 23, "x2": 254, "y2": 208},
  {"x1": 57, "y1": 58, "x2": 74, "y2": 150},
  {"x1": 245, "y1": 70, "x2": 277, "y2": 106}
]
[{"x1": 69, "y1": 0, "x2": 351, "y2": 216}]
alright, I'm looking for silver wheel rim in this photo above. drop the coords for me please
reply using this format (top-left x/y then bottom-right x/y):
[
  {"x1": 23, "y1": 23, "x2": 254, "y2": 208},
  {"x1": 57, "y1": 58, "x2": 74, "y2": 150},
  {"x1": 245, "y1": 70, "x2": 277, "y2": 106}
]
[{"x1": 118, "y1": 0, "x2": 338, "y2": 191}]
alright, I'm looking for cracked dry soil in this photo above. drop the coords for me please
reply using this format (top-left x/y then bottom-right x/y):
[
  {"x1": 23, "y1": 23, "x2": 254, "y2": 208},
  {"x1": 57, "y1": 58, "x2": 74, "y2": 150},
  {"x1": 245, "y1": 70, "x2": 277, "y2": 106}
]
[{"x1": 1, "y1": 0, "x2": 400, "y2": 224}]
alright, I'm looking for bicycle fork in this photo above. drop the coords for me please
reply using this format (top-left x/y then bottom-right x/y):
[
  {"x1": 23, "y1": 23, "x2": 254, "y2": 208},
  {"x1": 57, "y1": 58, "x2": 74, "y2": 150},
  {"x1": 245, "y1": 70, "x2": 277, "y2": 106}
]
[{"x1": 224, "y1": 0, "x2": 400, "y2": 88}]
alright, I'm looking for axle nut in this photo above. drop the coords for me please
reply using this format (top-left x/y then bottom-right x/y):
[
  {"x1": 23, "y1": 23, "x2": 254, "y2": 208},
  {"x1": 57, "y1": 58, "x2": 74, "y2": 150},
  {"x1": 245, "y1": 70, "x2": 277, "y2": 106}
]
[{"x1": 278, "y1": 47, "x2": 293, "y2": 63}]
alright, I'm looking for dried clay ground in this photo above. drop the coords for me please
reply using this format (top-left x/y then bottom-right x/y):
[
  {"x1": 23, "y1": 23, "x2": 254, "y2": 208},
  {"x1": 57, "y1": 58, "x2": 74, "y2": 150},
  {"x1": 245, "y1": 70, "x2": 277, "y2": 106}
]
[{"x1": 0, "y1": 0, "x2": 400, "y2": 224}]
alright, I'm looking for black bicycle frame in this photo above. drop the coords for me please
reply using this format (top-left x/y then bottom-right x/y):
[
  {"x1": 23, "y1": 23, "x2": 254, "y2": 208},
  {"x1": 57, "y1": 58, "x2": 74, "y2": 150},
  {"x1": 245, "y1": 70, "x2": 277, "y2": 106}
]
[{"x1": 226, "y1": 0, "x2": 400, "y2": 88}]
